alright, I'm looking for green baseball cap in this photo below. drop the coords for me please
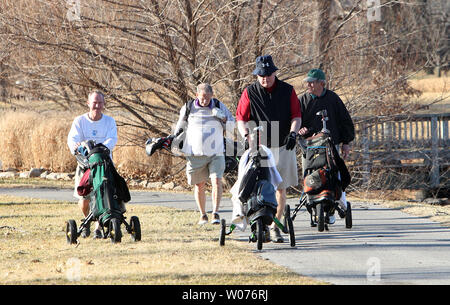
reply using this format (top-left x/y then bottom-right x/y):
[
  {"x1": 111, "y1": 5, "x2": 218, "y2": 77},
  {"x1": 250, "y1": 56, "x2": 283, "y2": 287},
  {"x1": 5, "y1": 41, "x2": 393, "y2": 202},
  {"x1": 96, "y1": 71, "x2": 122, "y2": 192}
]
[{"x1": 304, "y1": 68, "x2": 326, "y2": 82}]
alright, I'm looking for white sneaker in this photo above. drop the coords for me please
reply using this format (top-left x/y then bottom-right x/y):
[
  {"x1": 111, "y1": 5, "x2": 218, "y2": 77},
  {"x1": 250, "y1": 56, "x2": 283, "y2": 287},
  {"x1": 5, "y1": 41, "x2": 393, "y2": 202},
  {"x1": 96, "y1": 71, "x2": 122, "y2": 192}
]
[
  {"x1": 211, "y1": 213, "x2": 220, "y2": 225},
  {"x1": 338, "y1": 198, "x2": 347, "y2": 211},
  {"x1": 198, "y1": 214, "x2": 208, "y2": 225},
  {"x1": 327, "y1": 214, "x2": 336, "y2": 225}
]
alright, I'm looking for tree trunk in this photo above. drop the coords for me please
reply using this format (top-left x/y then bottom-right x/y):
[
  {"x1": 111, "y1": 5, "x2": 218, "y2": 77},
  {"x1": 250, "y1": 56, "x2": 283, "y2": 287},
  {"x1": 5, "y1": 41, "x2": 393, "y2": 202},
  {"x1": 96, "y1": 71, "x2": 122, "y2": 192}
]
[{"x1": 314, "y1": 0, "x2": 331, "y2": 69}]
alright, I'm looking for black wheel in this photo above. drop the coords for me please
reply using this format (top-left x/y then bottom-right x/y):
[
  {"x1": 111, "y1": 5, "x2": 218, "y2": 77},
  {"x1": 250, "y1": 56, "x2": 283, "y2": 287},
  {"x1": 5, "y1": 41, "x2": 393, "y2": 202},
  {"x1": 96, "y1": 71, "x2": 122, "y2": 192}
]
[
  {"x1": 282, "y1": 204, "x2": 289, "y2": 233},
  {"x1": 66, "y1": 219, "x2": 78, "y2": 244},
  {"x1": 130, "y1": 216, "x2": 141, "y2": 242},
  {"x1": 256, "y1": 218, "x2": 263, "y2": 250},
  {"x1": 345, "y1": 201, "x2": 353, "y2": 229},
  {"x1": 109, "y1": 218, "x2": 122, "y2": 243},
  {"x1": 219, "y1": 219, "x2": 226, "y2": 246},
  {"x1": 285, "y1": 205, "x2": 295, "y2": 247},
  {"x1": 317, "y1": 203, "x2": 325, "y2": 232}
]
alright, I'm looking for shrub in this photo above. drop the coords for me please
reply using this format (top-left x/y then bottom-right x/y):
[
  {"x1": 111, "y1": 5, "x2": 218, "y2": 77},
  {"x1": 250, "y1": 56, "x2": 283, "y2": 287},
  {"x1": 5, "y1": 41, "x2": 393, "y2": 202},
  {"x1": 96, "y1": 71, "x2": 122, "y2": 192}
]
[{"x1": 0, "y1": 111, "x2": 178, "y2": 179}]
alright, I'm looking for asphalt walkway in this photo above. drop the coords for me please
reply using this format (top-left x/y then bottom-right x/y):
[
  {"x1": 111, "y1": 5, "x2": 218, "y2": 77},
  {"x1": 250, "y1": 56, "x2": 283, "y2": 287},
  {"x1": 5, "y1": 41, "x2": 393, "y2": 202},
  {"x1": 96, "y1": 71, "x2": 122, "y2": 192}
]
[{"x1": 2, "y1": 187, "x2": 450, "y2": 285}]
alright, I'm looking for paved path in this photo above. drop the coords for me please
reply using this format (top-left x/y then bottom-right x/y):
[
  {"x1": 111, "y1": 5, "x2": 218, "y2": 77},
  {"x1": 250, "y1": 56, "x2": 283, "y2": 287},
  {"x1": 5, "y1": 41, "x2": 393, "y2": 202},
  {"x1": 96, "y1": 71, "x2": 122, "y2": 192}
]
[{"x1": 2, "y1": 187, "x2": 450, "y2": 285}]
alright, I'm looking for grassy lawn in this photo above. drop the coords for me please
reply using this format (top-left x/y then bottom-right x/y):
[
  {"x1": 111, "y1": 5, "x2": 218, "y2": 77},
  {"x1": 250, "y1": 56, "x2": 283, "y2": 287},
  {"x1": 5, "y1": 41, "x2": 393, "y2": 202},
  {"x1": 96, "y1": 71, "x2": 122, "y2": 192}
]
[{"x1": 0, "y1": 195, "x2": 322, "y2": 285}]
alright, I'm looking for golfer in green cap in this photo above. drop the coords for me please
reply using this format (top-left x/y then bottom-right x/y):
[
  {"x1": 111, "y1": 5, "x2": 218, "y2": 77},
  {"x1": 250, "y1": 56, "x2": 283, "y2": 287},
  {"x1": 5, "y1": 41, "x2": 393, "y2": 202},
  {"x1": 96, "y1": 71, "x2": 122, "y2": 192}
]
[{"x1": 298, "y1": 68, "x2": 355, "y2": 225}]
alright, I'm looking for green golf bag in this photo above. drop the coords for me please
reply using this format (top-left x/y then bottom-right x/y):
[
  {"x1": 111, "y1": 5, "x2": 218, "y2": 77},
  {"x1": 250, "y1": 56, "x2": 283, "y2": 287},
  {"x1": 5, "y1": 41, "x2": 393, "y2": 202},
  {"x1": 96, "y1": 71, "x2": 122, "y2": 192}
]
[{"x1": 88, "y1": 144, "x2": 129, "y2": 225}]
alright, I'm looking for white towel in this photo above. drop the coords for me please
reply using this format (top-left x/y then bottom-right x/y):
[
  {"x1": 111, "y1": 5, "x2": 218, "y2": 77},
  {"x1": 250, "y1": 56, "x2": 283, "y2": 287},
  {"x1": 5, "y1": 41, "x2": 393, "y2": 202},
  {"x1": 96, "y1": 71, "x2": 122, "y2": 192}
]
[{"x1": 230, "y1": 145, "x2": 282, "y2": 231}]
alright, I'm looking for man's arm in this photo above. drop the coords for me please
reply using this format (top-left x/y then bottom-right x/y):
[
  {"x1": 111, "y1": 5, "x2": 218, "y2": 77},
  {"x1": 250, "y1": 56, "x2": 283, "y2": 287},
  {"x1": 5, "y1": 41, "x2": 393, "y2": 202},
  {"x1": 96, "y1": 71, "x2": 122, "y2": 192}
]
[
  {"x1": 173, "y1": 104, "x2": 187, "y2": 135},
  {"x1": 335, "y1": 95, "x2": 354, "y2": 160},
  {"x1": 290, "y1": 117, "x2": 302, "y2": 134},
  {"x1": 67, "y1": 117, "x2": 83, "y2": 154},
  {"x1": 237, "y1": 120, "x2": 249, "y2": 138},
  {"x1": 290, "y1": 88, "x2": 302, "y2": 134},
  {"x1": 236, "y1": 88, "x2": 252, "y2": 140}
]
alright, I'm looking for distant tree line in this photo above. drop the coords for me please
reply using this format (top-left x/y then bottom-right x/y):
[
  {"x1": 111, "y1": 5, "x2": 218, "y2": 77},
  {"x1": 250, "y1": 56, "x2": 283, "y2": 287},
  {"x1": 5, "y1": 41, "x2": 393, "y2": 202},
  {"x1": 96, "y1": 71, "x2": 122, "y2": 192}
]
[{"x1": 0, "y1": 0, "x2": 448, "y2": 140}]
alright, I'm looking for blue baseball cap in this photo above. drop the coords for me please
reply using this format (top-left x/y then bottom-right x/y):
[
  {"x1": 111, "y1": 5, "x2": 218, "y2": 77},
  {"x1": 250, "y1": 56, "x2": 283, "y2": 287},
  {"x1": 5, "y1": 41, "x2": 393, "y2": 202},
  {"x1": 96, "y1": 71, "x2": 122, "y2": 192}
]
[{"x1": 252, "y1": 55, "x2": 278, "y2": 76}]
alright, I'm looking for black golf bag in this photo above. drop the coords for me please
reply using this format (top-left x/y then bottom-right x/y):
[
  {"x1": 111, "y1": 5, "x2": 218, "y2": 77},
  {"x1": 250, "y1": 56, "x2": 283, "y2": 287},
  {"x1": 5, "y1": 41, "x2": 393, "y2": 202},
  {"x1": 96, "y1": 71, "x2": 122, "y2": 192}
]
[
  {"x1": 238, "y1": 149, "x2": 277, "y2": 226},
  {"x1": 302, "y1": 132, "x2": 351, "y2": 218}
]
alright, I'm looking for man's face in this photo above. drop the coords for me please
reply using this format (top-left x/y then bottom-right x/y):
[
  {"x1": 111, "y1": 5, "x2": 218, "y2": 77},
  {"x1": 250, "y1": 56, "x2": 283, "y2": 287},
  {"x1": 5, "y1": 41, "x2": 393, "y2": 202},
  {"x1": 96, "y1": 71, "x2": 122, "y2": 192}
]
[
  {"x1": 197, "y1": 90, "x2": 213, "y2": 107},
  {"x1": 257, "y1": 72, "x2": 276, "y2": 88},
  {"x1": 306, "y1": 80, "x2": 324, "y2": 96},
  {"x1": 87, "y1": 93, "x2": 105, "y2": 114}
]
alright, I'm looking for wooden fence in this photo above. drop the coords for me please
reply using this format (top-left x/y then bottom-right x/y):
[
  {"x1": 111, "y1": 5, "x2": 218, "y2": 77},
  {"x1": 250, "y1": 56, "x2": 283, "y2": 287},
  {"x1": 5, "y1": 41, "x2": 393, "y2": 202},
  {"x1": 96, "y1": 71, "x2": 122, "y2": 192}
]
[{"x1": 348, "y1": 113, "x2": 450, "y2": 189}]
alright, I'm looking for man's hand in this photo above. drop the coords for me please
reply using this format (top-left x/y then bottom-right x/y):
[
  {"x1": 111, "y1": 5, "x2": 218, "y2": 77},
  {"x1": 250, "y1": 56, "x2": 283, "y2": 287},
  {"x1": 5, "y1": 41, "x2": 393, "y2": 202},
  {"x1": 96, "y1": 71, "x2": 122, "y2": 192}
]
[
  {"x1": 212, "y1": 108, "x2": 227, "y2": 123},
  {"x1": 76, "y1": 145, "x2": 88, "y2": 156},
  {"x1": 162, "y1": 136, "x2": 173, "y2": 149},
  {"x1": 243, "y1": 133, "x2": 250, "y2": 150},
  {"x1": 298, "y1": 127, "x2": 308, "y2": 136},
  {"x1": 285, "y1": 131, "x2": 297, "y2": 150}
]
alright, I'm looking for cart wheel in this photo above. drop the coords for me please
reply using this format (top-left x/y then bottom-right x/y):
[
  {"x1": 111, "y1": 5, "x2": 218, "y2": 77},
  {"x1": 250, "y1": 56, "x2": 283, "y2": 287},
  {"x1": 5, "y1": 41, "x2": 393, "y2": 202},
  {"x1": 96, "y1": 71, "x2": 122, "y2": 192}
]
[
  {"x1": 130, "y1": 216, "x2": 141, "y2": 242},
  {"x1": 109, "y1": 218, "x2": 122, "y2": 243},
  {"x1": 317, "y1": 203, "x2": 325, "y2": 232},
  {"x1": 345, "y1": 201, "x2": 353, "y2": 229},
  {"x1": 282, "y1": 204, "x2": 289, "y2": 233},
  {"x1": 256, "y1": 218, "x2": 263, "y2": 250},
  {"x1": 66, "y1": 219, "x2": 78, "y2": 245},
  {"x1": 286, "y1": 205, "x2": 295, "y2": 247},
  {"x1": 219, "y1": 219, "x2": 226, "y2": 246}
]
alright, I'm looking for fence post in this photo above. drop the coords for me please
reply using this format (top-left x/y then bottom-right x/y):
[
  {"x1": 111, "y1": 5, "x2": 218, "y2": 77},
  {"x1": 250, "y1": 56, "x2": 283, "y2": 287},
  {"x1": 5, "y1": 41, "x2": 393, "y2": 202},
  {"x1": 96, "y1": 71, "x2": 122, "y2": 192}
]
[
  {"x1": 430, "y1": 116, "x2": 439, "y2": 188},
  {"x1": 362, "y1": 123, "x2": 371, "y2": 185}
]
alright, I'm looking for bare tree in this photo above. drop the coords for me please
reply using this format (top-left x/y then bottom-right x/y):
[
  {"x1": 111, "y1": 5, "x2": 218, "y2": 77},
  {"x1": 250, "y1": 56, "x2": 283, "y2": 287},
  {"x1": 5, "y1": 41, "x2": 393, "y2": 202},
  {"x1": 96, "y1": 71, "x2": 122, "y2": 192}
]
[{"x1": 0, "y1": 0, "x2": 448, "y2": 190}]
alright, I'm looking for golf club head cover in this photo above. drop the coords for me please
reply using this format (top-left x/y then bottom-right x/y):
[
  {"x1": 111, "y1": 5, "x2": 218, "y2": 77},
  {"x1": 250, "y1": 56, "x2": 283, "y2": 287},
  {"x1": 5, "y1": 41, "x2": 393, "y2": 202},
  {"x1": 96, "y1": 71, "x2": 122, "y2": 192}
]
[{"x1": 145, "y1": 137, "x2": 166, "y2": 156}]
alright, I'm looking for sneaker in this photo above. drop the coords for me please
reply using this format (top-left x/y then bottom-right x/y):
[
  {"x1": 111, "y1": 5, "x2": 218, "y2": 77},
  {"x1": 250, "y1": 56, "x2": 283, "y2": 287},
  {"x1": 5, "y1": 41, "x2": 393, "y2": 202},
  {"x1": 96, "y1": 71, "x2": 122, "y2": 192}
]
[
  {"x1": 92, "y1": 229, "x2": 103, "y2": 239},
  {"x1": 337, "y1": 206, "x2": 346, "y2": 219},
  {"x1": 211, "y1": 213, "x2": 220, "y2": 225},
  {"x1": 198, "y1": 214, "x2": 208, "y2": 225},
  {"x1": 326, "y1": 214, "x2": 336, "y2": 225},
  {"x1": 270, "y1": 227, "x2": 284, "y2": 243},
  {"x1": 338, "y1": 198, "x2": 347, "y2": 211},
  {"x1": 264, "y1": 226, "x2": 271, "y2": 243},
  {"x1": 80, "y1": 219, "x2": 91, "y2": 238}
]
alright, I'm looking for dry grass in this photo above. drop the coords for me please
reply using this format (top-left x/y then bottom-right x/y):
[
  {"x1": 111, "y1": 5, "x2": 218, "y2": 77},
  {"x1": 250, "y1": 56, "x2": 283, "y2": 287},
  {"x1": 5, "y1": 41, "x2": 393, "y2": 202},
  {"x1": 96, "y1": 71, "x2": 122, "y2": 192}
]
[
  {"x1": 0, "y1": 111, "x2": 77, "y2": 172},
  {"x1": 0, "y1": 177, "x2": 73, "y2": 189},
  {"x1": 408, "y1": 75, "x2": 450, "y2": 112},
  {"x1": 0, "y1": 195, "x2": 321, "y2": 285},
  {"x1": 0, "y1": 111, "x2": 176, "y2": 180},
  {"x1": 348, "y1": 193, "x2": 450, "y2": 228},
  {"x1": 0, "y1": 75, "x2": 447, "y2": 182},
  {"x1": 388, "y1": 201, "x2": 450, "y2": 227},
  {"x1": 408, "y1": 75, "x2": 449, "y2": 93}
]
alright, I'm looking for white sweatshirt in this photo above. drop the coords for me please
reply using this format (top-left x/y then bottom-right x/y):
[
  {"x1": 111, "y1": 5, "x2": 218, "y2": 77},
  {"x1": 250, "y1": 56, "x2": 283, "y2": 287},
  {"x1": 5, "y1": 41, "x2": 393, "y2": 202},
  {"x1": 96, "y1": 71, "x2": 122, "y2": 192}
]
[{"x1": 67, "y1": 113, "x2": 118, "y2": 154}]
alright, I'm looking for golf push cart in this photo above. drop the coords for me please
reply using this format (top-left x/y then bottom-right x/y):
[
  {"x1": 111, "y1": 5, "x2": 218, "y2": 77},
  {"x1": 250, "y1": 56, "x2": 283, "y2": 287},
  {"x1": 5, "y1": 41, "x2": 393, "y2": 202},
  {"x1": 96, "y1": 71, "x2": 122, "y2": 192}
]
[
  {"x1": 291, "y1": 110, "x2": 352, "y2": 232},
  {"x1": 219, "y1": 127, "x2": 295, "y2": 250},
  {"x1": 65, "y1": 140, "x2": 141, "y2": 244}
]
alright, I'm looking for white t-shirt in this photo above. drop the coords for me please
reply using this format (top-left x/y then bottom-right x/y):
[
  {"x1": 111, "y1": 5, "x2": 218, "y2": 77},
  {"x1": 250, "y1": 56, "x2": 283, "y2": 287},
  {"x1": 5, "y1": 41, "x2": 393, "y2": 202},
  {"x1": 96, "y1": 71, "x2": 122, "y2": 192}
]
[{"x1": 67, "y1": 113, "x2": 118, "y2": 154}]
